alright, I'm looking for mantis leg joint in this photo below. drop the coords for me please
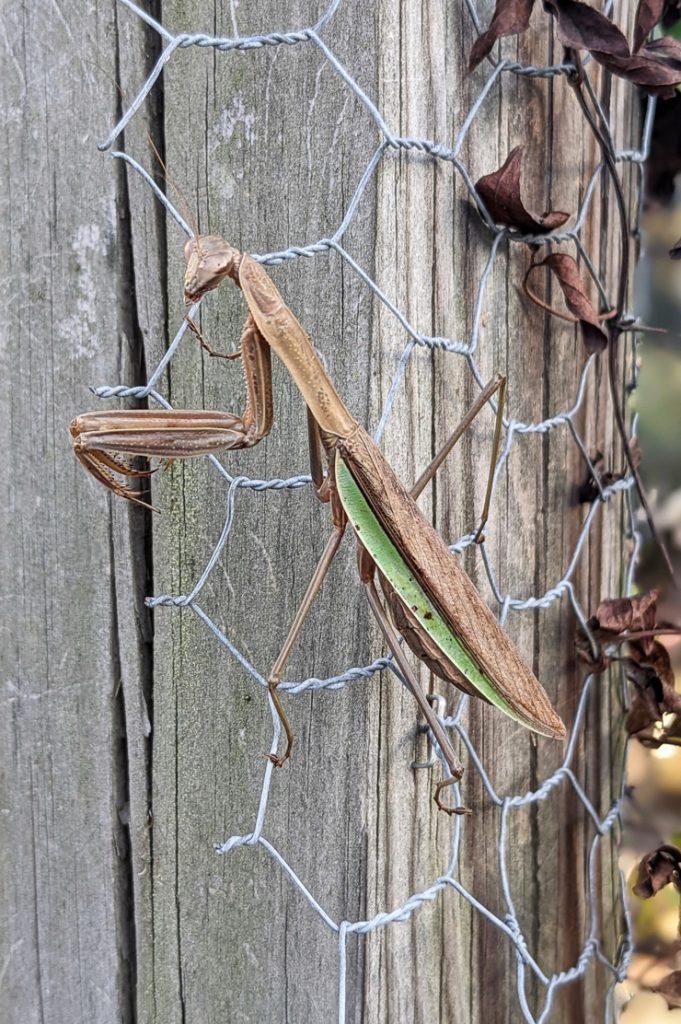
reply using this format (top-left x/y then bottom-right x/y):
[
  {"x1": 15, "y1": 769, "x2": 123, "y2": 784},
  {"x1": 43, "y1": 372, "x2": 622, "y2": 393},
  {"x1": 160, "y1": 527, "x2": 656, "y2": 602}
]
[
  {"x1": 412, "y1": 693, "x2": 448, "y2": 769},
  {"x1": 434, "y1": 776, "x2": 471, "y2": 817},
  {"x1": 265, "y1": 675, "x2": 294, "y2": 769}
]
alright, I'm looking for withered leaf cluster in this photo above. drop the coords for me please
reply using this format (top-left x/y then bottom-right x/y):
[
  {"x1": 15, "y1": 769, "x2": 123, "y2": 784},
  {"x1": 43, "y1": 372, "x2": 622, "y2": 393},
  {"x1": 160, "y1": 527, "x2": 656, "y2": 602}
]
[
  {"x1": 632, "y1": 845, "x2": 681, "y2": 981},
  {"x1": 469, "y1": 0, "x2": 681, "y2": 97},
  {"x1": 578, "y1": 590, "x2": 681, "y2": 746},
  {"x1": 632, "y1": 841, "x2": 681, "y2": 1009},
  {"x1": 474, "y1": 152, "x2": 614, "y2": 351},
  {"x1": 474, "y1": 147, "x2": 569, "y2": 234}
]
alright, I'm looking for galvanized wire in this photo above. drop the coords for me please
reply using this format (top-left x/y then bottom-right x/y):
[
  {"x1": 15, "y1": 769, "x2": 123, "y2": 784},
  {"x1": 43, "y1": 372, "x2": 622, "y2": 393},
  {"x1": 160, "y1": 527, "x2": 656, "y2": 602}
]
[{"x1": 91, "y1": 1, "x2": 652, "y2": 1020}]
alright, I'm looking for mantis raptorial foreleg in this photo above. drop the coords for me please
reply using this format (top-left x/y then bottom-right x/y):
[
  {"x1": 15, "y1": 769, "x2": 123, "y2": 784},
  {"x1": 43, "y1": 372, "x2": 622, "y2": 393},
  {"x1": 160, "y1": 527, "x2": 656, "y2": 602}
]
[{"x1": 71, "y1": 315, "x2": 274, "y2": 507}]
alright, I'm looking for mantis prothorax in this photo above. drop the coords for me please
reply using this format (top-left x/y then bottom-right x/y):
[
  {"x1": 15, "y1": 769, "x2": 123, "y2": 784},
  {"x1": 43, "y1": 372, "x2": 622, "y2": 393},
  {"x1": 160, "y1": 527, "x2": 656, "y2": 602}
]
[{"x1": 71, "y1": 239, "x2": 565, "y2": 813}]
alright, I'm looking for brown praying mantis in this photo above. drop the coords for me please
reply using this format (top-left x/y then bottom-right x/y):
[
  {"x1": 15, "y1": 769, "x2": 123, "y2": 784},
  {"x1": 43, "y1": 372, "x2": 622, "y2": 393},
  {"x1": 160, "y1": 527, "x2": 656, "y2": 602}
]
[{"x1": 70, "y1": 236, "x2": 566, "y2": 813}]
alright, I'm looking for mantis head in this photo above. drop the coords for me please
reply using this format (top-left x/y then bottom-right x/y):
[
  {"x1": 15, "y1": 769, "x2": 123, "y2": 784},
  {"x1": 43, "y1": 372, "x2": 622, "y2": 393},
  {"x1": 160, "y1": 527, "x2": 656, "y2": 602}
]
[{"x1": 183, "y1": 235, "x2": 241, "y2": 304}]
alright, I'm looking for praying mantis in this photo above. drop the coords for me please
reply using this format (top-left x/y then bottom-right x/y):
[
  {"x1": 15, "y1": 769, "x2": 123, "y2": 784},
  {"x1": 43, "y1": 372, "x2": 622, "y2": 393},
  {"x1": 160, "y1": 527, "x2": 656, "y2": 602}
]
[{"x1": 70, "y1": 236, "x2": 566, "y2": 813}]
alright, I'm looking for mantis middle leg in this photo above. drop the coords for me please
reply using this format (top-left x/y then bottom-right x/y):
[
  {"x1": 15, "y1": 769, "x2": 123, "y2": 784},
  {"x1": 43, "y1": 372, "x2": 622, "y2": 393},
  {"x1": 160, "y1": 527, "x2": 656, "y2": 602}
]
[
  {"x1": 266, "y1": 515, "x2": 347, "y2": 768},
  {"x1": 265, "y1": 419, "x2": 347, "y2": 768},
  {"x1": 411, "y1": 373, "x2": 506, "y2": 542}
]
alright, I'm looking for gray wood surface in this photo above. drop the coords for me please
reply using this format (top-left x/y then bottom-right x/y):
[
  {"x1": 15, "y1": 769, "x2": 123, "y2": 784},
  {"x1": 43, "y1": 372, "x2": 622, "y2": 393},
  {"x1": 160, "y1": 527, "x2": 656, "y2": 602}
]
[
  {"x1": 0, "y1": 2, "x2": 151, "y2": 1021},
  {"x1": 1, "y1": 0, "x2": 639, "y2": 1021}
]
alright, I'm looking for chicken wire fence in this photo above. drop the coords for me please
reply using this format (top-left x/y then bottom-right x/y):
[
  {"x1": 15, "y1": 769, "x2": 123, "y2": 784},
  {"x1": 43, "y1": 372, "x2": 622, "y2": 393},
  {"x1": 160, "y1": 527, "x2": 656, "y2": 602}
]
[{"x1": 90, "y1": 0, "x2": 654, "y2": 1020}]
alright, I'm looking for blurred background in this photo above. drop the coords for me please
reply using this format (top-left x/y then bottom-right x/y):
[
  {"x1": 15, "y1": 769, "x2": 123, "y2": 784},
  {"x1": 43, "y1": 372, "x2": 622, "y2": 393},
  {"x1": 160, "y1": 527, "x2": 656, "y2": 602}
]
[{"x1": 614, "y1": 79, "x2": 681, "y2": 1022}]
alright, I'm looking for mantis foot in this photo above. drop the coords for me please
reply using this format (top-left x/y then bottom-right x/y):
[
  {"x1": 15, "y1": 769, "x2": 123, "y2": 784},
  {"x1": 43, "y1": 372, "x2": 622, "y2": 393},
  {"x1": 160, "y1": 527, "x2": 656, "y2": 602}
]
[
  {"x1": 434, "y1": 776, "x2": 471, "y2": 816},
  {"x1": 265, "y1": 752, "x2": 289, "y2": 769},
  {"x1": 266, "y1": 675, "x2": 294, "y2": 769}
]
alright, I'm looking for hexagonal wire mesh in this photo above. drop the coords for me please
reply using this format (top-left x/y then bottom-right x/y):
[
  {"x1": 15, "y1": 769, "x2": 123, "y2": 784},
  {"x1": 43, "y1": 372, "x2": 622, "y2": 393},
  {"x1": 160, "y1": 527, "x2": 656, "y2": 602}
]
[{"x1": 91, "y1": 0, "x2": 654, "y2": 1020}]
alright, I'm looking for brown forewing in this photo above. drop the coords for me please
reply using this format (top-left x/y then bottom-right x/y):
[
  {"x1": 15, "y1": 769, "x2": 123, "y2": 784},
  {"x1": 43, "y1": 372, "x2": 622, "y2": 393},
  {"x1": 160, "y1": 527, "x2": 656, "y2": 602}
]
[{"x1": 339, "y1": 425, "x2": 566, "y2": 739}]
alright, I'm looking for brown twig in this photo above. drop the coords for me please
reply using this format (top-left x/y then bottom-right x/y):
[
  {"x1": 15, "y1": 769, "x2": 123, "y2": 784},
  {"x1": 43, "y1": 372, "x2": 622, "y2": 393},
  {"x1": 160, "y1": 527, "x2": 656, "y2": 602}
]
[
  {"x1": 636, "y1": 733, "x2": 681, "y2": 749},
  {"x1": 608, "y1": 628, "x2": 681, "y2": 644}
]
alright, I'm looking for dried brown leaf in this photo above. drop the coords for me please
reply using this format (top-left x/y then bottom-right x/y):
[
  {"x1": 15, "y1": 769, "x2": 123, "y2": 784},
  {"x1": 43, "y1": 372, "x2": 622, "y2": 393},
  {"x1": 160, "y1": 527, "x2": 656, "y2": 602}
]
[
  {"x1": 543, "y1": 0, "x2": 681, "y2": 96},
  {"x1": 657, "y1": 970, "x2": 681, "y2": 1009},
  {"x1": 592, "y1": 589, "x2": 660, "y2": 634},
  {"x1": 634, "y1": 0, "x2": 667, "y2": 51},
  {"x1": 645, "y1": 34, "x2": 681, "y2": 61},
  {"x1": 542, "y1": 0, "x2": 630, "y2": 55},
  {"x1": 626, "y1": 683, "x2": 664, "y2": 736},
  {"x1": 533, "y1": 253, "x2": 608, "y2": 353},
  {"x1": 596, "y1": 41, "x2": 681, "y2": 97},
  {"x1": 633, "y1": 844, "x2": 681, "y2": 899},
  {"x1": 624, "y1": 639, "x2": 681, "y2": 741},
  {"x1": 633, "y1": 637, "x2": 676, "y2": 684},
  {"x1": 469, "y1": 0, "x2": 536, "y2": 72},
  {"x1": 475, "y1": 148, "x2": 570, "y2": 234}
]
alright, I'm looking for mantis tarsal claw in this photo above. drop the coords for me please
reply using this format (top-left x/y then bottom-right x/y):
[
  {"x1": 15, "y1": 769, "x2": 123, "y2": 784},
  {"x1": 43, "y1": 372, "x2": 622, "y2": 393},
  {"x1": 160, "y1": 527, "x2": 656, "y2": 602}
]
[
  {"x1": 184, "y1": 313, "x2": 242, "y2": 361},
  {"x1": 434, "y1": 778, "x2": 472, "y2": 817},
  {"x1": 73, "y1": 237, "x2": 566, "y2": 814}
]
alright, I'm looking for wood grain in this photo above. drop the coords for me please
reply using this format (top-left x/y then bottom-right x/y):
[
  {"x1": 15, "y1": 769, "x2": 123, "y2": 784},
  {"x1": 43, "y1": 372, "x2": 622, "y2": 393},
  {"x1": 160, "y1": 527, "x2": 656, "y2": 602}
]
[
  {"x1": 0, "y1": 2, "x2": 152, "y2": 1021},
  {"x1": 1, "y1": 0, "x2": 638, "y2": 1021}
]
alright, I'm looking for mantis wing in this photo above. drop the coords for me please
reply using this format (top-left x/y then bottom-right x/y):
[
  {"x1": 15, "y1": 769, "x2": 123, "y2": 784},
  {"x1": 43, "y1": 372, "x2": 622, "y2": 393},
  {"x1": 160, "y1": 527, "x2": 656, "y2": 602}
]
[{"x1": 335, "y1": 454, "x2": 565, "y2": 740}]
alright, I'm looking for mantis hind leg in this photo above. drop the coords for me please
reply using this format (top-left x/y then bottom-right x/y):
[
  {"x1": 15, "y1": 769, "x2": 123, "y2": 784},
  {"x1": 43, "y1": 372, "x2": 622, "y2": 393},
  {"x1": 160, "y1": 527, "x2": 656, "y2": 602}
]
[
  {"x1": 362, "y1": 575, "x2": 469, "y2": 816},
  {"x1": 411, "y1": 373, "x2": 506, "y2": 544}
]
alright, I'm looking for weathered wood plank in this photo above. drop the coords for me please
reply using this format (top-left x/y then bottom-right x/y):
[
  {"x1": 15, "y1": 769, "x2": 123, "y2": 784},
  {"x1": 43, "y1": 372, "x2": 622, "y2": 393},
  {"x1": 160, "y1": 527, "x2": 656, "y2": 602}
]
[
  {"x1": 2, "y1": 0, "x2": 639, "y2": 1021},
  {"x1": 0, "y1": 2, "x2": 149, "y2": 1021},
  {"x1": 142, "y1": 2, "x2": 381, "y2": 1021},
  {"x1": 137, "y1": 0, "x2": 633, "y2": 1019}
]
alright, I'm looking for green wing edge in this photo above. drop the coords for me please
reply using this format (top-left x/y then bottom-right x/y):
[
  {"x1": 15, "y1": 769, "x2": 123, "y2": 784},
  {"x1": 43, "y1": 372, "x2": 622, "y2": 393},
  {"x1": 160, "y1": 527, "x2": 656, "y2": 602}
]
[{"x1": 335, "y1": 457, "x2": 542, "y2": 735}]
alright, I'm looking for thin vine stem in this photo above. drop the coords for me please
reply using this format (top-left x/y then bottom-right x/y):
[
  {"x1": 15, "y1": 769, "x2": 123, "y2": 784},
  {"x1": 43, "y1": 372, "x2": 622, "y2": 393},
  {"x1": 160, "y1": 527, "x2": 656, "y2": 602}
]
[
  {"x1": 566, "y1": 50, "x2": 678, "y2": 588},
  {"x1": 608, "y1": 628, "x2": 681, "y2": 644}
]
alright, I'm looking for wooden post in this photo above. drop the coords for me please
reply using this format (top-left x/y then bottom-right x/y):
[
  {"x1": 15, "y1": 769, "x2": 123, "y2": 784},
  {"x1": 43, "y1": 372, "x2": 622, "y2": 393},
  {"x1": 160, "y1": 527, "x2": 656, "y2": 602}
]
[{"x1": 2, "y1": 1, "x2": 639, "y2": 1021}]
